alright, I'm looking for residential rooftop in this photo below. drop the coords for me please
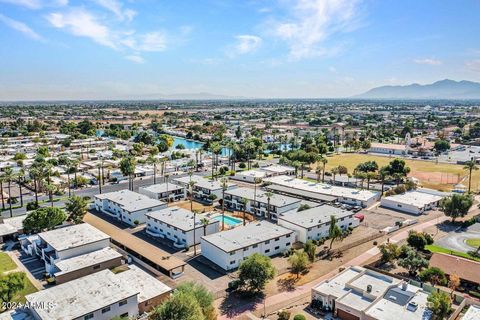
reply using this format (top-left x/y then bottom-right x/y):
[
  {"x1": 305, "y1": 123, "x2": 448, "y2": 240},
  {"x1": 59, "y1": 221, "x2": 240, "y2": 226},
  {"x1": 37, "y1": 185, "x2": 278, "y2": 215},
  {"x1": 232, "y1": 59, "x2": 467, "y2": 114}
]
[
  {"x1": 382, "y1": 191, "x2": 443, "y2": 208},
  {"x1": 463, "y1": 305, "x2": 480, "y2": 320},
  {"x1": 146, "y1": 206, "x2": 218, "y2": 231},
  {"x1": 139, "y1": 182, "x2": 184, "y2": 194},
  {"x1": 173, "y1": 175, "x2": 236, "y2": 190},
  {"x1": 95, "y1": 189, "x2": 166, "y2": 212},
  {"x1": 38, "y1": 223, "x2": 110, "y2": 252},
  {"x1": 225, "y1": 187, "x2": 301, "y2": 207},
  {"x1": 201, "y1": 221, "x2": 293, "y2": 253},
  {"x1": 26, "y1": 269, "x2": 139, "y2": 320},
  {"x1": 114, "y1": 264, "x2": 172, "y2": 303},
  {"x1": 263, "y1": 175, "x2": 379, "y2": 202},
  {"x1": 278, "y1": 204, "x2": 354, "y2": 228},
  {"x1": 54, "y1": 247, "x2": 122, "y2": 276},
  {"x1": 313, "y1": 266, "x2": 364, "y2": 298}
]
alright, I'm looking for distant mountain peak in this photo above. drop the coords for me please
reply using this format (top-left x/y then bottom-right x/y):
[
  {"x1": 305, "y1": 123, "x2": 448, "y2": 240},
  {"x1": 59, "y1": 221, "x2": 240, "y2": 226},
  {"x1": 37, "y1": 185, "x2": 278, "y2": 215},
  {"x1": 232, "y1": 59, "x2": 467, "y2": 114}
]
[{"x1": 355, "y1": 79, "x2": 480, "y2": 99}]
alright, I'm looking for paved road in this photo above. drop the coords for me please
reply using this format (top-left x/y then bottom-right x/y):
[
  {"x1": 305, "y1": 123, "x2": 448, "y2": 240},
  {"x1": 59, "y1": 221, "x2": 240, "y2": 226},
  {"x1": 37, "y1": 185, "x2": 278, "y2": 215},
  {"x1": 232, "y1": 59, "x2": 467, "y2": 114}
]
[
  {"x1": 217, "y1": 216, "x2": 448, "y2": 319},
  {"x1": 0, "y1": 170, "x2": 212, "y2": 218},
  {"x1": 436, "y1": 223, "x2": 480, "y2": 253}
]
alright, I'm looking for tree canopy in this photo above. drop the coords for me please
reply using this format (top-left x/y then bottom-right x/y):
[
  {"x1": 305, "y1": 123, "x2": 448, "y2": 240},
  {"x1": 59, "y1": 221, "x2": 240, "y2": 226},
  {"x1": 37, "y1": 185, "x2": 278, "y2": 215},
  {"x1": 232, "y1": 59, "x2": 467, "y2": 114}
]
[
  {"x1": 238, "y1": 253, "x2": 275, "y2": 293},
  {"x1": 441, "y1": 193, "x2": 473, "y2": 222},
  {"x1": 23, "y1": 207, "x2": 67, "y2": 233}
]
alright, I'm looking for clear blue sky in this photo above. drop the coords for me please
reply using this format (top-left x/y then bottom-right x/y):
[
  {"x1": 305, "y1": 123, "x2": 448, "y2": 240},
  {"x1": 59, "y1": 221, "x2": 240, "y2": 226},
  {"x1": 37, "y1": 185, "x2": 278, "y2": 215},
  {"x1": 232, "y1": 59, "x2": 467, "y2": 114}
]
[{"x1": 1, "y1": 0, "x2": 480, "y2": 100}]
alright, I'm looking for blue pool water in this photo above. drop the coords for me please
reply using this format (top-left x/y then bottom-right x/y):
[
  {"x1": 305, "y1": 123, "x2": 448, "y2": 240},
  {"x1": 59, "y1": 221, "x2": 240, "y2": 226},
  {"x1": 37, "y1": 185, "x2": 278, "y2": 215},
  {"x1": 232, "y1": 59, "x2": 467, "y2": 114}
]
[
  {"x1": 173, "y1": 137, "x2": 231, "y2": 157},
  {"x1": 212, "y1": 215, "x2": 242, "y2": 226}
]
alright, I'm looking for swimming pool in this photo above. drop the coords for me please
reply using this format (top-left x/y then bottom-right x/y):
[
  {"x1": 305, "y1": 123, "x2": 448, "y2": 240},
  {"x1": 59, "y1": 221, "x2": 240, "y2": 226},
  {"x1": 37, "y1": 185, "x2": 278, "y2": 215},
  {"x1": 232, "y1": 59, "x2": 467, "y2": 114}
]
[{"x1": 212, "y1": 215, "x2": 242, "y2": 226}]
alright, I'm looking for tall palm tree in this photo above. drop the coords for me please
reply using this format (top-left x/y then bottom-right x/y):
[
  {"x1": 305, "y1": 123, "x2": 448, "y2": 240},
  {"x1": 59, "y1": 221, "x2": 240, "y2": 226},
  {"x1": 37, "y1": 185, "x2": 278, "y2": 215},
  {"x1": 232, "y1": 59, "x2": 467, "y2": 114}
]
[
  {"x1": 17, "y1": 168, "x2": 25, "y2": 207},
  {"x1": 192, "y1": 209, "x2": 199, "y2": 256},
  {"x1": 378, "y1": 167, "x2": 389, "y2": 197},
  {"x1": 188, "y1": 179, "x2": 196, "y2": 211},
  {"x1": 331, "y1": 167, "x2": 339, "y2": 185},
  {"x1": 253, "y1": 177, "x2": 262, "y2": 215},
  {"x1": 265, "y1": 191, "x2": 273, "y2": 220},
  {"x1": 464, "y1": 159, "x2": 479, "y2": 193},
  {"x1": 320, "y1": 157, "x2": 328, "y2": 183},
  {"x1": 29, "y1": 166, "x2": 41, "y2": 205},
  {"x1": 45, "y1": 183, "x2": 56, "y2": 207},
  {"x1": 4, "y1": 167, "x2": 14, "y2": 217},
  {"x1": 96, "y1": 163, "x2": 102, "y2": 194},
  {"x1": 147, "y1": 155, "x2": 159, "y2": 184},
  {"x1": 119, "y1": 156, "x2": 136, "y2": 191},
  {"x1": 200, "y1": 217, "x2": 209, "y2": 236},
  {"x1": 240, "y1": 197, "x2": 248, "y2": 226},
  {"x1": 220, "y1": 178, "x2": 228, "y2": 230},
  {"x1": 0, "y1": 175, "x2": 5, "y2": 211}
]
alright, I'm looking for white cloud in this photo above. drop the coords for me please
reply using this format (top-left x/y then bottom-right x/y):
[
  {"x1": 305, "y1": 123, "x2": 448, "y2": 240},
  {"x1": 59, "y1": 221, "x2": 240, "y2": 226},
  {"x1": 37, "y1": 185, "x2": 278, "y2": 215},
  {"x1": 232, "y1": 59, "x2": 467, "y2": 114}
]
[
  {"x1": 125, "y1": 54, "x2": 145, "y2": 63},
  {"x1": 228, "y1": 34, "x2": 262, "y2": 57},
  {"x1": 47, "y1": 8, "x2": 117, "y2": 48},
  {"x1": 92, "y1": 0, "x2": 137, "y2": 21},
  {"x1": 465, "y1": 60, "x2": 480, "y2": 72},
  {"x1": 0, "y1": 0, "x2": 67, "y2": 9},
  {"x1": 0, "y1": 14, "x2": 44, "y2": 41},
  {"x1": 0, "y1": 0, "x2": 42, "y2": 9},
  {"x1": 413, "y1": 58, "x2": 442, "y2": 65},
  {"x1": 329, "y1": 66, "x2": 337, "y2": 73},
  {"x1": 271, "y1": 0, "x2": 362, "y2": 59},
  {"x1": 137, "y1": 32, "x2": 167, "y2": 52}
]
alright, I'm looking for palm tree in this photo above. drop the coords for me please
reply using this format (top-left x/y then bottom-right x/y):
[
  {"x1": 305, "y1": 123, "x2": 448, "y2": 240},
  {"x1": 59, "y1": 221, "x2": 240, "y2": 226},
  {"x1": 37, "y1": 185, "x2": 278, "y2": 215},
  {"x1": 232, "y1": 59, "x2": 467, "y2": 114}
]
[
  {"x1": 17, "y1": 168, "x2": 25, "y2": 207},
  {"x1": 97, "y1": 163, "x2": 102, "y2": 194},
  {"x1": 265, "y1": 191, "x2": 273, "y2": 220},
  {"x1": 188, "y1": 179, "x2": 196, "y2": 211},
  {"x1": 464, "y1": 159, "x2": 478, "y2": 193},
  {"x1": 366, "y1": 172, "x2": 376, "y2": 190},
  {"x1": 378, "y1": 167, "x2": 389, "y2": 197},
  {"x1": 200, "y1": 217, "x2": 209, "y2": 236},
  {"x1": 119, "y1": 156, "x2": 136, "y2": 191},
  {"x1": 253, "y1": 177, "x2": 262, "y2": 215},
  {"x1": 331, "y1": 167, "x2": 339, "y2": 185},
  {"x1": 320, "y1": 157, "x2": 328, "y2": 183},
  {"x1": 192, "y1": 209, "x2": 199, "y2": 256},
  {"x1": 0, "y1": 175, "x2": 5, "y2": 211},
  {"x1": 45, "y1": 183, "x2": 56, "y2": 207},
  {"x1": 240, "y1": 197, "x2": 248, "y2": 226},
  {"x1": 220, "y1": 178, "x2": 228, "y2": 230},
  {"x1": 71, "y1": 159, "x2": 79, "y2": 189},
  {"x1": 29, "y1": 166, "x2": 41, "y2": 205},
  {"x1": 147, "y1": 155, "x2": 159, "y2": 184},
  {"x1": 4, "y1": 167, "x2": 14, "y2": 217}
]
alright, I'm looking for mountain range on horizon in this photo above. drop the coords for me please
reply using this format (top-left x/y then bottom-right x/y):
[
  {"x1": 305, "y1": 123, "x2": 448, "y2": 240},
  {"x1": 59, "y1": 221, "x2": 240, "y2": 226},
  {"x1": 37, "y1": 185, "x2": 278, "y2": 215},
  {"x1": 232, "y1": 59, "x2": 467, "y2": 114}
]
[{"x1": 354, "y1": 79, "x2": 480, "y2": 100}]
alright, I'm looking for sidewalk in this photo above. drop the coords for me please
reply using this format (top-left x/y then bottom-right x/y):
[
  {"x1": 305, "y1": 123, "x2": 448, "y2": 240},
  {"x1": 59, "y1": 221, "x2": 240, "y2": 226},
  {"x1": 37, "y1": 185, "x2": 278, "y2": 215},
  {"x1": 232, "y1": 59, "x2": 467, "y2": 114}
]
[{"x1": 217, "y1": 215, "x2": 448, "y2": 319}]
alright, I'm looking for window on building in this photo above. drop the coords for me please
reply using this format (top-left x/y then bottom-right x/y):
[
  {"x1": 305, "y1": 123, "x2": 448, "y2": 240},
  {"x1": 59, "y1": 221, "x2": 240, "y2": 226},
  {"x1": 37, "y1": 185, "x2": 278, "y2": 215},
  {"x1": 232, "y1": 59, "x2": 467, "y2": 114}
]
[
  {"x1": 274, "y1": 246, "x2": 279, "y2": 250},
  {"x1": 265, "y1": 240, "x2": 270, "y2": 244},
  {"x1": 275, "y1": 237, "x2": 279, "y2": 241},
  {"x1": 252, "y1": 244, "x2": 258, "y2": 248},
  {"x1": 101, "y1": 306, "x2": 111, "y2": 313},
  {"x1": 286, "y1": 242, "x2": 291, "y2": 246},
  {"x1": 119, "y1": 300, "x2": 128, "y2": 306},
  {"x1": 93, "y1": 264, "x2": 101, "y2": 270},
  {"x1": 230, "y1": 260, "x2": 235, "y2": 265},
  {"x1": 84, "y1": 313, "x2": 94, "y2": 320},
  {"x1": 265, "y1": 249, "x2": 270, "y2": 254},
  {"x1": 230, "y1": 251, "x2": 236, "y2": 255},
  {"x1": 286, "y1": 234, "x2": 291, "y2": 238}
]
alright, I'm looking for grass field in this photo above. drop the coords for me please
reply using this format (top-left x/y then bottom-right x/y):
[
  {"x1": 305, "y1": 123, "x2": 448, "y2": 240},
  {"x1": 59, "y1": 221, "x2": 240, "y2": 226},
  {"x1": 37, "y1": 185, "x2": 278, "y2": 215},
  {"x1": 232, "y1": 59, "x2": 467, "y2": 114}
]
[
  {"x1": 0, "y1": 252, "x2": 17, "y2": 273},
  {"x1": 425, "y1": 244, "x2": 480, "y2": 262},
  {"x1": 318, "y1": 153, "x2": 479, "y2": 191},
  {"x1": 466, "y1": 238, "x2": 480, "y2": 247}
]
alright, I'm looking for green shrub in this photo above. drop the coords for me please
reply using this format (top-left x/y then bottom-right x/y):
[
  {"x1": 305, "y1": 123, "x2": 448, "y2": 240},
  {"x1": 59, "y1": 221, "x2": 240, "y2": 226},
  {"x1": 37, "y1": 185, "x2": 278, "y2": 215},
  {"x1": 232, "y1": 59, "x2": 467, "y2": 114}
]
[
  {"x1": 277, "y1": 310, "x2": 291, "y2": 320},
  {"x1": 293, "y1": 315, "x2": 306, "y2": 320},
  {"x1": 26, "y1": 202, "x2": 39, "y2": 211}
]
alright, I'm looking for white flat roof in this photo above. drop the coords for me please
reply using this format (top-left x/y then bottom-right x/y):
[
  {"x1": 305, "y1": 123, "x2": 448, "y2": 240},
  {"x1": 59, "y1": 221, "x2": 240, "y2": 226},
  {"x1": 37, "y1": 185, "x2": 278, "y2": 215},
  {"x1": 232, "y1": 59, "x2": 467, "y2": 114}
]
[
  {"x1": 54, "y1": 247, "x2": 122, "y2": 276},
  {"x1": 365, "y1": 286, "x2": 431, "y2": 320},
  {"x1": 26, "y1": 269, "x2": 138, "y2": 320},
  {"x1": 139, "y1": 183, "x2": 184, "y2": 194},
  {"x1": 95, "y1": 190, "x2": 166, "y2": 212},
  {"x1": 235, "y1": 169, "x2": 267, "y2": 178},
  {"x1": 349, "y1": 271, "x2": 399, "y2": 298},
  {"x1": 38, "y1": 223, "x2": 110, "y2": 252},
  {"x1": 0, "y1": 223, "x2": 17, "y2": 237},
  {"x1": 173, "y1": 175, "x2": 236, "y2": 191},
  {"x1": 146, "y1": 206, "x2": 218, "y2": 231},
  {"x1": 337, "y1": 290, "x2": 374, "y2": 311},
  {"x1": 226, "y1": 187, "x2": 301, "y2": 208},
  {"x1": 463, "y1": 305, "x2": 480, "y2": 320},
  {"x1": 263, "y1": 175, "x2": 379, "y2": 202},
  {"x1": 382, "y1": 191, "x2": 443, "y2": 208},
  {"x1": 201, "y1": 221, "x2": 293, "y2": 253},
  {"x1": 313, "y1": 267, "x2": 364, "y2": 298},
  {"x1": 261, "y1": 164, "x2": 294, "y2": 174},
  {"x1": 278, "y1": 205, "x2": 353, "y2": 229},
  {"x1": 114, "y1": 265, "x2": 172, "y2": 303}
]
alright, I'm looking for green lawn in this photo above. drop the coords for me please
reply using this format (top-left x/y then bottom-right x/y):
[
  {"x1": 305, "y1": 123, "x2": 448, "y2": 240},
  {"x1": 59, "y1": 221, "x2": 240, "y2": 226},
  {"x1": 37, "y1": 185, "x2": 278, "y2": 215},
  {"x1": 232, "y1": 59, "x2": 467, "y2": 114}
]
[
  {"x1": 11, "y1": 276, "x2": 38, "y2": 303},
  {"x1": 0, "y1": 252, "x2": 17, "y2": 273},
  {"x1": 466, "y1": 238, "x2": 480, "y2": 248},
  {"x1": 425, "y1": 244, "x2": 480, "y2": 262}
]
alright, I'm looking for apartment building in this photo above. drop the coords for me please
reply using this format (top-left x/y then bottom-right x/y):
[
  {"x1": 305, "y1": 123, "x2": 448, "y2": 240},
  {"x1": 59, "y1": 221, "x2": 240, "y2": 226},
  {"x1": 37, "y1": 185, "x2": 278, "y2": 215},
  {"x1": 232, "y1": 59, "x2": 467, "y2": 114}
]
[
  {"x1": 139, "y1": 182, "x2": 186, "y2": 202},
  {"x1": 277, "y1": 205, "x2": 359, "y2": 243},
  {"x1": 201, "y1": 221, "x2": 294, "y2": 270},
  {"x1": 173, "y1": 175, "x2": 237, "y2": 203},
  {"x1": 145, "y1": 206, "x2": 220, "y2": 248},
  {"x1": 94, "y1": 190, "x2": 167, "y2": 226},
  {"x1": 224, "y1": 187, "x2": 301, "y2": 220},
  {"x1": 20, "y1": 224, "x2": 122, "y2": 284},
  {"x1": 264, "y1": 175, "x2": 380, "y2": 208},
  {"x1": 25, "y1": 266, "x2": 171, "y2": 320}
]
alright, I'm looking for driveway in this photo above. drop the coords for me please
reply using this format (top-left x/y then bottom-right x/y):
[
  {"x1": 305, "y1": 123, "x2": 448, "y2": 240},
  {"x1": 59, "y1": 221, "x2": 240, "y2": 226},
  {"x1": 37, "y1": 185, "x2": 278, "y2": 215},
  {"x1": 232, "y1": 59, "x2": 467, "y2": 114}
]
[{"x1": 436, "y1": 223, "x2": 480, "y2": 253}]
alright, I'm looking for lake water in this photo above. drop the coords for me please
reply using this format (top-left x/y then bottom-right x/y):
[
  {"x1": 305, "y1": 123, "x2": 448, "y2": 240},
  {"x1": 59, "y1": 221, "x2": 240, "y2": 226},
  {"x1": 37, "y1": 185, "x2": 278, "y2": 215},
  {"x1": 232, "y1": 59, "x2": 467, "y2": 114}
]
[{"x1": 173, "y1": 136, "x2": 231, "y2": 157}]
